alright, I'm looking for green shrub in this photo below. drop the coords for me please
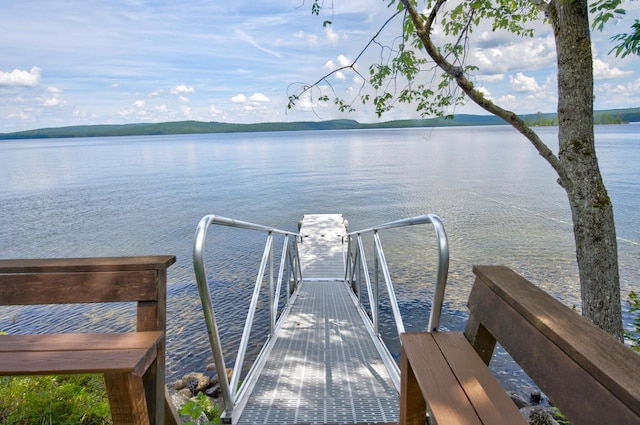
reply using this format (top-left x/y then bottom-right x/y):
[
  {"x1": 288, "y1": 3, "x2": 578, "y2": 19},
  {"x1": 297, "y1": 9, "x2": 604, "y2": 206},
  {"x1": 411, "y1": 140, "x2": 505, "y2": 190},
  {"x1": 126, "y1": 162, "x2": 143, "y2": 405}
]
[
  {"x1": 0, "y1": 374, "x2": 111, "y2": 425},
  {"x1": 627, "y1": 291, "x2": 640, "y2": 354},
  {"x1": 178, "y1": 392, "x2": 220, "y2": 425}
]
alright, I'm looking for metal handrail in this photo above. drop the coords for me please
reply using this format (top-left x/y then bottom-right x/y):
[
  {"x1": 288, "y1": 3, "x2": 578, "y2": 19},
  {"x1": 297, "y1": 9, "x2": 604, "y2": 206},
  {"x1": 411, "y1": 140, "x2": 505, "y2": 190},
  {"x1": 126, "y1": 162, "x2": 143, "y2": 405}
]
[
  {"x1": 193, "y1": 215, "x2": 302, "y2": 419},
  {"x1": 344, "y1": 214, "x2": 449, "y2": 338}
]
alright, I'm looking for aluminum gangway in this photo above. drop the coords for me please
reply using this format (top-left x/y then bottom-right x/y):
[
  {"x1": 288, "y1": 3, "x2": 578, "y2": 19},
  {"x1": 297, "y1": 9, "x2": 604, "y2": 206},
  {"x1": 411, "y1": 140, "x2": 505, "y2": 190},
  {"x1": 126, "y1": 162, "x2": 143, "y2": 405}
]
[{"x1": 194, "y1": 214, "x2": 449, "y2": 424}]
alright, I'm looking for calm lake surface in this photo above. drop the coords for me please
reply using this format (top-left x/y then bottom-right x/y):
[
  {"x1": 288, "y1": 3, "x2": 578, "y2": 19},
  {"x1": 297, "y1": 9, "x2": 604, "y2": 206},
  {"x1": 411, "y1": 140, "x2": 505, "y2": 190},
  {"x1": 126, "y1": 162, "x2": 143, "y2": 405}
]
[{"x1": 1, "y1": 125, "x2": 639, "y2": 392}]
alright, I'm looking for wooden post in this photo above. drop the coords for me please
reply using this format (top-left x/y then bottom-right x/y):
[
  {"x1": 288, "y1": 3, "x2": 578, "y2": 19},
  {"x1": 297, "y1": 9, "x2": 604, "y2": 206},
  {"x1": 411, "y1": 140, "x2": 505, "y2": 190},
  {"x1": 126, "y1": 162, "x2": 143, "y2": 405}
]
[
  {"x1": 463, "y1": 312, "x2": 497, "y2": 366},
  {"x1": 105, "y1": 373, "x2": 151, "y2": 425},
  {"x1": 136, "y1": 262, "x2": 171, "y2": 425},
  {"x1": 400, "y1": 344, "x2": 427, "y2": 425}
]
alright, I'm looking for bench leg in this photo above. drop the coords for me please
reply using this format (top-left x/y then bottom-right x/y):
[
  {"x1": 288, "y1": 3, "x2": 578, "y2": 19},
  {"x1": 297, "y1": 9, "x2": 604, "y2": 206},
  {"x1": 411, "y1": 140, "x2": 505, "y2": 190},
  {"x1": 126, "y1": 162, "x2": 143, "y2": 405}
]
[
  {"x1": 105, "y1": 373, "x2": 151, "y2": 425},
  {"x1": 400, "y1": 344, "x2": 427, "y2": 425},
  {"x1": 464, "y1": 312, "x2": 497, "y2": 365}
]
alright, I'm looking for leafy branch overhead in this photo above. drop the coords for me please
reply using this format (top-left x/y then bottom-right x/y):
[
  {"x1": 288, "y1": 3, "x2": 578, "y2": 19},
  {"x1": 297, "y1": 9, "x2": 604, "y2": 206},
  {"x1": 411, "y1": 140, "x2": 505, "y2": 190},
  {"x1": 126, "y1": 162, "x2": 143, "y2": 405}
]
[
  {"x1": 290, "y1": 0, "x2": 637, "y2": 119},
  {"x1": 591, "y1": 0, "x2": 640, "y2": 57},
  {"x1": 289, "y1": 0, "x2": 543, "y2": 118}
]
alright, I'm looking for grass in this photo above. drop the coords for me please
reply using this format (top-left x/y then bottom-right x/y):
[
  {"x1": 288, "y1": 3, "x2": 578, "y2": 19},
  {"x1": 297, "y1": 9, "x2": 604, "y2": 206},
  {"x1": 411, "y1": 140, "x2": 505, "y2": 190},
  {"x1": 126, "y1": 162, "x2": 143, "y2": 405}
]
[{"x1": 0, "y1": 374, "x2": 111, "y2": 425}]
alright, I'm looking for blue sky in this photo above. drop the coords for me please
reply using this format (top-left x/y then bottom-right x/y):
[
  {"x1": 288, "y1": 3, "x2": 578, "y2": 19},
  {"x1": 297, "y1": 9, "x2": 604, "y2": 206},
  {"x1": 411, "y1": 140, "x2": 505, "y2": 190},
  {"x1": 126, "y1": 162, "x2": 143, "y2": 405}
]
[{"x1": 1, "y1": 0, "x2": 639, "y2": 133}]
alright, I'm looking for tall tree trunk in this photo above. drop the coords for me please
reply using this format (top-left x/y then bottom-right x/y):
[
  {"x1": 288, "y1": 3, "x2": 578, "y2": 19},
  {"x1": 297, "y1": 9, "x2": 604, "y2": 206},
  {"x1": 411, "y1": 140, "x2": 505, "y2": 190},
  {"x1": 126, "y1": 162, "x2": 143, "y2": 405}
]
[{"x1": 551, "y1": 0, "x2": 623, "y2": 340}]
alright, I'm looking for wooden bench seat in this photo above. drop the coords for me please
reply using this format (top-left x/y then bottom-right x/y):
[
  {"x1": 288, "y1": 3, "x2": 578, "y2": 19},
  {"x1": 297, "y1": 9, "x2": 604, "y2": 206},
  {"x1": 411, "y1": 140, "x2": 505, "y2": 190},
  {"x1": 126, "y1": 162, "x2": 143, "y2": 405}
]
[
  {"x1": 400, "y1": 265, "x2": 640, "y2": 425},
  {"x1": 0, "y1": 256, "x2": 178, "y2": 425},
  {"x1": 0, "y1": 331, "x2": 163, "y2": 375},
  {"x1": 401, "y1": 332, "x2": 527, "y2": 425}
]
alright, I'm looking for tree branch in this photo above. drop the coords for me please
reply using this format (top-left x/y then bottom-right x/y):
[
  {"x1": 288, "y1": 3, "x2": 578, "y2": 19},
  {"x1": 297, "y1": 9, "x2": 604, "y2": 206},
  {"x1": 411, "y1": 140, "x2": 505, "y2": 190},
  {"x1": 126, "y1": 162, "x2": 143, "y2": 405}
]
[
  {"x1": 400, "y1": 0, "x2": 570, "y2": 190},
  {"x1": 287, "y1": 9, "x2": 403, "y2": 111}
]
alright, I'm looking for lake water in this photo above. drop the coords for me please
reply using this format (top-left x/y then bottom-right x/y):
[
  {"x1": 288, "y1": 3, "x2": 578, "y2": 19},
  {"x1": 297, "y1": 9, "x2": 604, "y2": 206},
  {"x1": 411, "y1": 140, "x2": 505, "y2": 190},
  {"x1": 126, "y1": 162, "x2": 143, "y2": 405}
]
[{"x1": 1, "y1": 125, "x2": 639, "y2": 392}]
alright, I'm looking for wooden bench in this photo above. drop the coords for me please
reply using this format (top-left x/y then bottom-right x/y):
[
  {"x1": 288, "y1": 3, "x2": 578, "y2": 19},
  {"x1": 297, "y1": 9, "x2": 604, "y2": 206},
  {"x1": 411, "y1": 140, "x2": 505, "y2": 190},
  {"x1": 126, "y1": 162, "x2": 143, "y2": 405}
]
[
  {"x1": 400, "y1": 265, "x2": 640, "y2": 424},
  {"x1": 0, "y1": 256, "x2": 179, "y2": 425}
]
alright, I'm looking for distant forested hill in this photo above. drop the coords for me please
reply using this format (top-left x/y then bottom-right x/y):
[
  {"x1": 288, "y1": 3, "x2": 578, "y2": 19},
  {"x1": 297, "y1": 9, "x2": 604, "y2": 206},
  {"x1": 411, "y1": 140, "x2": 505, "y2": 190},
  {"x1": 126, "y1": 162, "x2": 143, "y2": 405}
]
[{"x1": 1, "y1": 108, "x2": 638, "y2": 140}]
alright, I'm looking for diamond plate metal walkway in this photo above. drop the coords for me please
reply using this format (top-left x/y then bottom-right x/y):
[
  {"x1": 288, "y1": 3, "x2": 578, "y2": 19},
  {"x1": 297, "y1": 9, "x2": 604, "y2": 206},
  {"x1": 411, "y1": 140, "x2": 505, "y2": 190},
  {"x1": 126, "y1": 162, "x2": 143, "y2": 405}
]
[{"x1": 237, "y1": 214, "x2": 400, "y2": 424}]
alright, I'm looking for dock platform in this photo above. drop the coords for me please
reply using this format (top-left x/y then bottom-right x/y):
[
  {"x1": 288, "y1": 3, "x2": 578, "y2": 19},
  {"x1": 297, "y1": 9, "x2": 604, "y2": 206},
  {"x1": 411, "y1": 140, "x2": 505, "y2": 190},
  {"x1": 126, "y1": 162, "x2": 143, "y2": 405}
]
[{"x1": 237, "y1": 214, "x2": 400, "y2": 424}]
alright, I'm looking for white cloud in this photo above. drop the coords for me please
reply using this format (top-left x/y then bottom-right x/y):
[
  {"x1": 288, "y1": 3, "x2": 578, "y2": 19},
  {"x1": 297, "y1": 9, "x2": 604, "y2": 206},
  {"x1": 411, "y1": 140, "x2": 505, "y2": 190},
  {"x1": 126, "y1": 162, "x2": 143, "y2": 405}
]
[
  {"x1": 235, "y1": 29, "x2": 282, "y2": 59},
  {"x1": 472, "y1": 35, "x2": 556, "y2": 75},
  {"x1": 134, "y1": 99, "x2": 145, "y2": 108},
  {"x1": 294, "y1": 30, "x2": 319, "y2": 47},
  {"x1": 41, "y1": 86, "x2": 63, "y2": 107},
  {"x1": 249, "y1": 93, "x2": 270, "y2": 102},
  {"x1": 231, "y1": 94, "x2": 247, "y2": 103},
  {"x1": 593, "y1": 58, "x2": 633, "y2": 80},
  {"x1": 476, "y1": 74, "x2": 505, "y2": 83},
  {"x1": 497, "y1": 94, "x2": 517, "y2": 103},
  {"x1": 6, "y1": 110, "x2": 31, "y2": 120},
  {"x1": 596, "y1": 78, "x2": 640, "y2": 106},
  {"x1": 477, "y1": 86, "x2": 492, "y2": 99},
  {"x1": 325, "y1": 27, "x2": 340, "y2": 44},
  {"x1": 337, "y1": 54, "x2": 351, "y2": 67},
  {"x1": 170, "y1": 84, "x2": 195, "y2": 94},
  {"x1": 209, "y1": 104, "x2": 223, "y2": 115},
  {"x1": 178, "y1": 95, "x2": 189, "y2": 103},
  {"x1": 156, "y1": 104, "x2": 168, "y2": 112},
  {"x1": 180, "y1": 105, "x2": 191, "y2": 117},
  {"x1": 42, "y1": 97, "x2": 61, "y2": 106},
  {"x1": 0, "y1": 66, "x2": 41, "y2": 87},
  {"x1": 324, "y1": 55, "x2": 353, "y2": 72},
  {"x1": 510, "y1": 72, "x2": 541, "y2": 92}
]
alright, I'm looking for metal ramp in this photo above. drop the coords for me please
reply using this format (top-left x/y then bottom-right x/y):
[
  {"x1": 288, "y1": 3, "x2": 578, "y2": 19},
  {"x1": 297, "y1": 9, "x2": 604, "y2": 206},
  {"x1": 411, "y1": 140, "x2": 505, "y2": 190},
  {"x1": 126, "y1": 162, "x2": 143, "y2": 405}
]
[
  {"x1": 238, "y1": 279, "x2": 399, "y2": 424},
  {"x1": 193, "y1": 213, "x2": 449, "y2": 425},
  {"x1": 238, "y1": 214, "x2": 399, "y2": 424}
]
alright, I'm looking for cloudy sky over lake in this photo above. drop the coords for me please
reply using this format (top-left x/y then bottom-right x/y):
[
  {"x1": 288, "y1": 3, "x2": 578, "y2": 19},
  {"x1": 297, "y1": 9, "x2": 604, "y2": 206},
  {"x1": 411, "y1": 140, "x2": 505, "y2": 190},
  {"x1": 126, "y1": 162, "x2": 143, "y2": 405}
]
[{"x1": 1, "y1": 0, "x2": 639, "y2": 132}]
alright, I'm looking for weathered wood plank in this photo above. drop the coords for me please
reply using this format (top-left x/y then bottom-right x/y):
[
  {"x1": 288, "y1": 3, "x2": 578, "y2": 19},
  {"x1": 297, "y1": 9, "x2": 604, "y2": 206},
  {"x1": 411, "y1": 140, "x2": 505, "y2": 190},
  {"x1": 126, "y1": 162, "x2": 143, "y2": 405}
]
[
  {"x1": 401, "y1": 332, "x2": 483, "y2": 425},
  {"x1": 0, "y1": 331, "x2": 163, "y2": 352},
  {"x1": 432, "y1": 332, "x2": 528, "y2": 425},
  {"x1": 468, "y1": 266, "x2": 640, "y2": 424},
  {"x1": 0, "y1": 256, "x2": 176, "y2": 273},
  {"x1": 0, "y1": 347, "x2": 156, "y2": 375},
  {"x1": 0, "y1": 270, "x2": 158, "y2": 304}
]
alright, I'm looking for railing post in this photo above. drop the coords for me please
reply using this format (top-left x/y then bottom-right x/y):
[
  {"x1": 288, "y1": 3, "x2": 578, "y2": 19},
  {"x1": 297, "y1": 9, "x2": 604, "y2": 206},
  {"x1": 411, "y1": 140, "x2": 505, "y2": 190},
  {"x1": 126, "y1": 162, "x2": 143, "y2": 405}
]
[
  {"x1": 284, "y1": 238, "x2": 291, "y2": 303},
  {"x1": 374, "y1": 231, "x2": 380, "y2": 335},
  {"x1": 356, "y1": 235, "x2": 362, "y2": 306},
  {"x1": 426, "y1": 215, "x2": 449, "y2": 332},
  {"x1": 269, "y1": 231, "x2": 275, "y2": 337},
  {"x1": 193, "y1": 215, "x2": 234, "y2": 415}
]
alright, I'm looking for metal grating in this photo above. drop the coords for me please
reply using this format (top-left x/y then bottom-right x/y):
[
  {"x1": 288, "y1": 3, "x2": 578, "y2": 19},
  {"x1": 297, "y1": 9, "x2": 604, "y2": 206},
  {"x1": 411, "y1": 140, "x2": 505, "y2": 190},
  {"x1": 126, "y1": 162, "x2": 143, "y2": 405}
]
[
  {"x1": 238, "y1": 280, "x2": 399, "y2": 424},
  {"x1": 238, "y1": 214, "x2": 399, "y2": 424}
]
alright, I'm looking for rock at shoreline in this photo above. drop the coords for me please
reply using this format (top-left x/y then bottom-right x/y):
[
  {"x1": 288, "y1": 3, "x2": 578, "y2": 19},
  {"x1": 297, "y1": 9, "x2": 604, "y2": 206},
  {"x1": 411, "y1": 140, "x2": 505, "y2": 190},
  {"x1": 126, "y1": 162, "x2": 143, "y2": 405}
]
[
  {"x1": 170, "y1": 368, "x2": 233, "y2": 397},
  {"x1": 521, "y1": 406, "x2": 560, "y2": 425}
]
